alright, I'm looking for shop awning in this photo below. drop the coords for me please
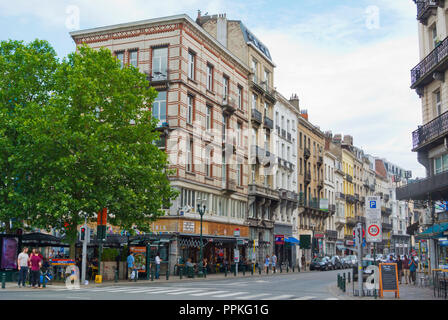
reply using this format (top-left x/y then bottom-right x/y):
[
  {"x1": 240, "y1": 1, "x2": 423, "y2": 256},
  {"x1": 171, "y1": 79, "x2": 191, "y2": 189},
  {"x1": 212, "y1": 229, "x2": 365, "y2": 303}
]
[
  {"x1": 284, "y1": 236, "x2": 300, "y2": 245},
  {"x1": 415, "y1": 222, "x2": 448, "y2": 240}
]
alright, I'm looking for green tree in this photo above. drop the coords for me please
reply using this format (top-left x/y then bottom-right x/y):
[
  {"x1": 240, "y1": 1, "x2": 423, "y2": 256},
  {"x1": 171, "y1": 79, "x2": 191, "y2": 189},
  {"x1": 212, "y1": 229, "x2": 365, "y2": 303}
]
[
  {"x1": 0, "y1": 39, "x2": 59, "y2": 232},
  {"x1": 1, "y1": 41, "x2": 177, "y2": 256}
]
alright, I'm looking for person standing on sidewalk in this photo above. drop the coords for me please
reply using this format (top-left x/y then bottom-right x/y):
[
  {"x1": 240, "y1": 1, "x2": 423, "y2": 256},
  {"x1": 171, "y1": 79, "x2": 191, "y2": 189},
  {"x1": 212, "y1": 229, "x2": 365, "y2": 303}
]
[
  {"x1": 155, "y1": 252, "x2": 161, "y2": 279},
  {"x1": 271, "y1": 254, "x2": 277, "y2": 273},
  {"x1": 127, "y1": 252, "x2": 135, "y2": 281},
  {"x1": 29, "y1": 249, "x2": 42, "y2": 289},
  {"x1": 264, "y1": 255, "x2": 270, "y2": 274},
  {"x1": 396, "y1": 256, "x2": 403, "y2": 284},
  {"x1": 403, "y1": 255, "x2": 410, "y2": 284},
  {"x1": 17, "y1": 247, "x2": 29, "y2": 288},
  {"x1": 409, "y1": 256, "x2": 418, "y2": 285}
]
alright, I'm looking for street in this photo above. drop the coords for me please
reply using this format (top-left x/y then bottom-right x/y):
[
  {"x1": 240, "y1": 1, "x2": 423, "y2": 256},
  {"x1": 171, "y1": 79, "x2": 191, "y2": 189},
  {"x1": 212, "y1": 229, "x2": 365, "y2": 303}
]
[{"x1": 0, "y1": 270, "x2": 341, "y2": 300}]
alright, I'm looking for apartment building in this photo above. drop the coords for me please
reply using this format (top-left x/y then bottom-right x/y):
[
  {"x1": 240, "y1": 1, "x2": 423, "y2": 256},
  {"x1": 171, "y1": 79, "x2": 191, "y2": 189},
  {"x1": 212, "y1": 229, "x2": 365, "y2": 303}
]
[
  {"x1": 70, "y1": 14, "x2": 251, "y2": 271},
  {"x1": 397, "y1": 0, "x2": 448, "y2": 270},
  {"x1": 296, "y1": 109, "x2": 328, "y2": 261},
  {"x1": 323, "y1": 133, "x2": 338, "y2": 256},
  {"x1": 375, "y1": 159, "x2": 393, "y2": 254},
  {"x1": 197, "y1": 12, "x2": 279, "y2": 262},
  {"x1": 272, "y1": 93, "x2": 300, "y2": 266}
]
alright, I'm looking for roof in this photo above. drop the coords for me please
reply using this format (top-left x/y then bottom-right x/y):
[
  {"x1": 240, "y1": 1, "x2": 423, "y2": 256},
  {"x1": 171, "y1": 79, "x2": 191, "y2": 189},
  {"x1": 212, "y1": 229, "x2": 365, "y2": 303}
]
[{"x1": 238, "y1": 22, "x2": 272, "y2": 62}]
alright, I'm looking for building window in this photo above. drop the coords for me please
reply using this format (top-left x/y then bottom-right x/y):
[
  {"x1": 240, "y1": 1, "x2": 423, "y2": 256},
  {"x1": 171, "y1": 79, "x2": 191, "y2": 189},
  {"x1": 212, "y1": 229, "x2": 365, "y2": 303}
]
[
  {"x1": 434, "y1": 154, "x2": 448, "y2": 175},
  {"x1": 187, "y1": 95, "x2": 194, "y2": 124},
  {"x1": 207, "y1": 64, "x2": 214, "y2": 91},
  {"x1": 206, "y1": 105, "x2": 212, "y2": 130},
  {"x1": 188, "y1": 50, "x2": 195, "y2": 80},
  {"x1": 252, "y1": 93, "x2": 257, "y2": 110},
  {"x1": 152, "y1": 47, "x2": 168, "y2": 81},
  {"x1": 152, "y1": 91, "x2": 167, "y2": 127},
  {"x1": 237, "y1": 122, "x2": 242, "y2": 146},
  {"x1": 265, "y1": 131, "x2": 270, "y2": 152},
  {"x1": 252, "y1": 59, "x2": 258, "y2": 82},
  {"x1": 237, "y1": 164, "x2": 242, "y2": 186},
  {"x1": 115, "y1": 51, "x2": 124, "y2": 69},
  {"x1": 205, "y1": 148, "x2": 212, "y2": 177},
  {"x1": 299, "y1": 133, "x2": 302, "y2": 149},
  {"x1": 238, "y1": 85, "x2": 243, "y2": 109},
  {"x1": 435, "y1": 90, "x2": 442, "y2": 116},
  {"x1": 187, "y1": 137, "x2": 193, "y2": 172},
  {"x1": 264, "y1": 69, "x2": 270, "y2": 88},
  {"x1": 431, "y1": 24, "x2": 438, "y2": 49},
  {"x1": 223, "y1": 75, "x2": 229, "y2": 100},
  {"x1": 129, "y1": 50, "x2": 138, "y2": 68}
]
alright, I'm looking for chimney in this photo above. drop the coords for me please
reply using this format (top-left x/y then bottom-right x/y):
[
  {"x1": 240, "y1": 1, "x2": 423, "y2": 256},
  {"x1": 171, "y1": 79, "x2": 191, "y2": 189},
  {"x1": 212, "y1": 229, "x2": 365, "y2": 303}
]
[
  {"x1": 333, "y1": 134, "x2": 342, "y2": 144},
  {"x1": 289, "y1": 93, "x2": 300, "y2": 110},
  {"x1": 343, "y1": 135, "x2": 353, "y2": 146},
  {"x1": 217, "y1": 13, "x2": 227, "y2": 47},
  {"x1": 196, "y1": 10, "x2": 201, "y2": 24}
]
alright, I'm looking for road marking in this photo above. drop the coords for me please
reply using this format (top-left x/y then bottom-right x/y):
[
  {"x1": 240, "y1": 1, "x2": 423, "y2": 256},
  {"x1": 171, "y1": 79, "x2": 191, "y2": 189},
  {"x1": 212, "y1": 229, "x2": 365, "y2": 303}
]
[
  {"x1": 212, "y1": 292, "x2": 248, "y2": 298},
  {"x1": 145, "y1": 288, "x2": 186, "y2": 294},
  {"x1": 167, "y1": 289, "x2": 206, "y2": 295},
  {"x1": 262, "y1": 294, "x2": 295, "y2": 300},
  {"x1": 190, "y1": 290, "x2": 228, "y2": 296},
  {"x1": 236, "y1": 293, "x2": 271, "y2": 300},
  {"x1": 325, "y1": 298, "x2": 339, "y2": 300},
  {"x1": 292, "y1": 296, "x2": 315, "y2": 300}
]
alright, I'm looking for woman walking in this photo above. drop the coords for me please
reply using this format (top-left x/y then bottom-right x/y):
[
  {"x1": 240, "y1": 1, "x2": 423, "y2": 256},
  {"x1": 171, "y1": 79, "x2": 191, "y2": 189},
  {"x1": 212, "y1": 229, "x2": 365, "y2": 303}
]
[
  {"x1": 264, "y1": 255, "x2": 270, "y2": 274},
  {"x1": 409, "y1": 256, "x2": 418, "y2": 285}
]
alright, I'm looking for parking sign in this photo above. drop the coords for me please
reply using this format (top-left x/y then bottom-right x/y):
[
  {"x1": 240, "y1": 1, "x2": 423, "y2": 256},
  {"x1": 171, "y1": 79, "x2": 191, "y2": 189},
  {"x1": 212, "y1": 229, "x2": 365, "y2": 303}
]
[{"x1": 366, "y1": 196, "x2": 381, "y2": 220}]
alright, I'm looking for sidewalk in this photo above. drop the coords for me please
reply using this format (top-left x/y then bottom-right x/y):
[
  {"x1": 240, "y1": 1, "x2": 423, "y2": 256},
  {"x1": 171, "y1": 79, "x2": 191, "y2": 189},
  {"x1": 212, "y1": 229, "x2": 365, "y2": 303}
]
[
  {"x1": 330, "y1": 281, "x2": 445, "y2": 300},
  {"x1": 1, "y1": 268, "x2": 312, "y2": 291}
]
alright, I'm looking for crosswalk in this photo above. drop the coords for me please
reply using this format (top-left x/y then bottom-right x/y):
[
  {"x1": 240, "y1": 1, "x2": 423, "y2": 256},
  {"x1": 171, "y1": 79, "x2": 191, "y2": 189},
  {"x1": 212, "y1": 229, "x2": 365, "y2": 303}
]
[{"x1": 47, "y1": 285, "x2": 339, "y2": 300}]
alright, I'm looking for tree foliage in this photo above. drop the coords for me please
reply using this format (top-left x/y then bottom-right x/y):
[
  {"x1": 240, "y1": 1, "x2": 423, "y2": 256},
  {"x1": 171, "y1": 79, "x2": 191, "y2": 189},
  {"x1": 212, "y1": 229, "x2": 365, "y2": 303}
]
[{"x1": 0, "y1": 41, "x2": 177, "y2": 248}]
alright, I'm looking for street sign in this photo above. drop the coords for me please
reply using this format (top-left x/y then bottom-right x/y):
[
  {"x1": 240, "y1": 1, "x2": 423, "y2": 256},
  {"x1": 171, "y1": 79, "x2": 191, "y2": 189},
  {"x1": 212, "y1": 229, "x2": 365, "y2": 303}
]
[
  {"x1": 275, "y1": 235, "x2": 285, "y2": 244},
  {"x1": 366, "y1": 196, "x2": 381, "y2": 220},
  {"x1": 234, "y1": 228, "x2": 240, "y2": 237},
  {"x1": 366, "y1": 219, "x2": 382, "y2": 243},
  {"x1": 234, "y1": 249, "x2": 239, "y2": 263}
]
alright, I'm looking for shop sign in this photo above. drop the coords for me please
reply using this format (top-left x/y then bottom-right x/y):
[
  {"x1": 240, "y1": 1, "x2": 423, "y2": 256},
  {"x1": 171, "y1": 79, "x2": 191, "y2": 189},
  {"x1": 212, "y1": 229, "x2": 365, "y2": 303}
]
[
  {"x1": 314, "y1": 233, "x2": 325, "y2": 239},
  {"x1": 234, "y1": 228, "x2": 240, "y2": 237},
  {"x1": 183, "y1": 221, "x2": 195, "y2": 233},
  {"x1": 346, "y1": 240, "x2": 354, "y2": 246},
  {"x1": 275, "y1": 235, "x2": 285, "y2": 244}
]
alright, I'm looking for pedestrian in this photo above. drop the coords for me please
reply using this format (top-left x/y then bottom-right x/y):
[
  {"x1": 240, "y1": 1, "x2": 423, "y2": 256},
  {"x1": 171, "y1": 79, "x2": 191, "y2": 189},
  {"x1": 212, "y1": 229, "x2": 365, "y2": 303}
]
[
  {"x1": 17, "y1": 247, "x2": 29, "y2": 288},
  {"x1": 155, "y1": 252, "x2": 161, "y2": 279},
  {"x1": 403, "y1": 255, "x2": 410, "y2": 284},
  {"x1": 409, "y1": 256, "x2": 418, "y2": 285},
  {"x1": 264, "y1": 255, "x2": 270, "y2": 274},
  {"x1": 29, "y1": 249, "x2": 42, "y2": 289},
  {"x1": 127, "y1": 252, "x2": 135, "y2": 281},
  {"x1": 396, "y1": 255, "x2": 403, "y2": 284},
  {"x1": 301, "y1": 254, "x2": 306, "y2": 271},
  {"x1": 271, "y1": 254, "x2": 277, "y2": 273},
  {"x1": 386, "y1": 254, "x2": 395, "y2": 263}
]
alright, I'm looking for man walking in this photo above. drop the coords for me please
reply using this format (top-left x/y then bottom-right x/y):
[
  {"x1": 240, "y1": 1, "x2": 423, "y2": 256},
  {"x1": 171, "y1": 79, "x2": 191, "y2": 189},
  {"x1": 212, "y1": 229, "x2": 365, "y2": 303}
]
[
  {"x1": 403, "y1": 255, "x2": 410, "y2": 284},
  {"x1": 17, "y1": 247, "x2": 29, "y2": 288},
  {"x1": 396, "y1": 256, "x2": 403, "y2": 284},
  {"x1": 271, "y1": 254, "x2": 277, "y2": 273},
  {"x1": 29, "y1": 249, "x2": 42, "y2": 288},
  {"x1": 409, "y1": 256, "x2": 418, "y2": 285},
  {"x1": 127, "y1": 252, "x2": 135, "y2": 281}
]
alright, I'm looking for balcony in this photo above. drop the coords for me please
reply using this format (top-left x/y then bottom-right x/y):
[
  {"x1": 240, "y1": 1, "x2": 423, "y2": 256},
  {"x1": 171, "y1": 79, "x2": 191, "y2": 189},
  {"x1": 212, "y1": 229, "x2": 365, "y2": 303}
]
[
  {"x1": 147, "y1": 68, "x2": 170, "y2": 88},
  {"x1": 304, "y1": 147, "x2": 311, "y2": 159},
  {"x1": 298, "y1": 192, "x2": 305, "y2": 206},
  {"x1": 335, "y1": 216, "x2": 346, "y2": 226},
  {"x1": 415, "y1": 0, "x2": 441, "y2": 25},
  {"x1": 396, "y1": 171, "x2": 448, "y2": 201},
  {"x1": 412, "y1": 111, "x2": 448, "y2": 151},
  {"x1": 304, "y1": 171, "x2": 311, "y2": 185},
  {"x1": 346, "y1": 195, "x2": 356, "y2": 203},
  {"x1": 317, "y1": 179, "x2": 324, "y2": 190},
  {"x1": 346, "y1": 217, "x2": 357, "y2": 226},
  {"x1": 317, "y1": 156, "x2": 323, "y2": 167},
  {"x1": 329, "y1": 204, "x2": 336, "y2": 213},
  {"x1": 411, "y1": 35, "x2": 448, "y2": 90},
  {"x1": 222, "y1": 96, "x2": 237, "y2": 115},
  {"x1": 281, "y1": 129, "x2": 286, "y2": 139},
  {"x1": 251, "y1": 108, "x2": 262, "y2": 125},
  {"x1": 382, "y1": 222, "x2": 393, "y2": 231},
  {"x1": 336, "y1": 192, "x2": 345, "y2": 200},
  {"x1": 222, "y1": 179, "x2": 237, "y2": 194},
  {"x1": 354, "y1": 193, "x2": 359, "y2": 202},
  {"x1": 345, "y1": 174, "x2": 353, "y2": 183},
  {"x1": 326, "y1": 230, "x2": 338, "y2": 240},
  {"x1": 248, "y1": 183, "x2": 279, "y2": 200},
  {"x1": 287, "y1": 191, "x2": 299, "y2": 203},
  {"x1": 287, "y1": 132, "x2": 291, "y2": 142},
  {"x1": 264, "y1": 115, "x2": 274, "y2": 130},
  {"x1": 356, "y1": 215, "x2": 366, "y2": 225},
  {"x1": 384, "y1": 194, "x2": 390, "y2": 202},
  {"x1": 250, "y1": 79, "x2": 276, "y2": 103},
  {"x1": 360, "y1": 196, "x2": 365, "y2": 204},
  {"x1": 251, "y1": 145, "x2": 274, "y2": 166}
]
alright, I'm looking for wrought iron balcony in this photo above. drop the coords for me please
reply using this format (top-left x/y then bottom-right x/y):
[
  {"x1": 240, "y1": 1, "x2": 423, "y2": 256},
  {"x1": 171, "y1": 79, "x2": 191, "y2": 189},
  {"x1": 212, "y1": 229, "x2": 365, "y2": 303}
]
[
  {"x1": 317, "y1": 179, "x2": 324, "y2": 190},
  {"x1": 336, "y1": 192, "x2": 345, "y2": 200},
  {"x1": 411, "y1": 35, "x2": 448, "y2": 89},
  {"x1": 264, "y1": 115, "x2": 274, "y2": 130},
  {"x1": 396, "y1": 171, "x2": 448, "y2": 201},
  {"x1": 345, "y1": 174, "x2": 353, "y2": 183},
  {"x1": 147, "y1": 68, "x2": 170, "y2": 88},
  {"x1": 329, "y1": 204, "x2": 336, "y2": 213},
  {"x1": 281, "y1": 129, "x2": 286, "y2": 139},
  {"x1": 354, "y1": 193, "x2": 360, "y2": 202},
  {"x1": 304, "y1": 171, "x2": 311, "y2": 184},
  {"x1": 317, "y1": 156, "x2": 323, "y2": 167},
  {"x1": 287, "y1": 132, "x2": 291, "y2": 142},
  {"x1": 251, "y1": 108, "x2": 262, "y2": 124},
  {"x1": 412, "y1": 110, "x2": 448, "y2": 151},
  {"x1": 415, "y1": 0, "x2": 440, "y2": 25},
  {"x1": 356, "y1": 215, "x2": 366, "y2": 225},
  {"x1": 326, "y1": 230, "x2": 338, "y2": 240},
  {"x1": 346, "y1": 195, "x2": 356, "y2": 203},
  {"x1": 346, "y1": 217, "x2": 357, "y2": 226},
  {"x1": 382, "y1": 222, "x2": 393, "y2": 231},
  {"x1": 304, "y1": 147, "x2": 311, "y2": 159}
]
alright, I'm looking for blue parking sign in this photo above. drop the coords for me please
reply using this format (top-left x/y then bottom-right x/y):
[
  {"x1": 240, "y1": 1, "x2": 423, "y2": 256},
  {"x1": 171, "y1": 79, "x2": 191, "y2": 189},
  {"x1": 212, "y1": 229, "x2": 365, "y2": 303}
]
[{"x1": 370, "y1": 201, "x2": 376, "y2": 209}]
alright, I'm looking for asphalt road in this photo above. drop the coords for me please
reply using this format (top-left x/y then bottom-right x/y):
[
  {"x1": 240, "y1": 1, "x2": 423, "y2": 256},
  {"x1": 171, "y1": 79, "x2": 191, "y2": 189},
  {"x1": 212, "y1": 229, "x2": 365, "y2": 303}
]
[{"x1": 0, "y1": 269, "x2": 343, "y2": 300}]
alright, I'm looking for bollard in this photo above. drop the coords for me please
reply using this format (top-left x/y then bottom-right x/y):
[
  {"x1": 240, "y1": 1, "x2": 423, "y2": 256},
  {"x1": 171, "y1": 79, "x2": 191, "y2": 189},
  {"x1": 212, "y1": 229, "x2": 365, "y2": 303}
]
[
  {"x1": 1, "y1": 273, "x2": 5, "y2": 289},
  {"x1": 292, "y1": 266, "x2": 295, "y2": 272},
  {"x1": 287, "y1": 265, "x2": 289, "y2": 273},
  {"x1": 348, "y1": 272, "x2": 351, "y2": 283},
  {"x1": 166, "y1": 270, "x2": 169, "y2": 281},
  {"x1": 134, "y1": 269, "x2": 138, "y2": 282},
  {"x1": 225, "y1": 266, "x2": 227, "y2": 277},
  {"x1": 115, "y1": 269, "x2": 119, "y2": 283},
  {"x1": 234, "y1": 266, "x2": 237, "y2": 277},
  {"x1": 259, "y1": 266, "x2": 261, "y2": 275},
  {"x1": 204, "y1": 267, "x2": 207, "y2": 278},
  {"x1": 337, "y1": 274, "x2": 340, "y2": 289},
  {"x1": 280, "y1": 265, "x2": 282, "y2": 273},
  {"x1": 251, "y1": 266, "x2": 253, "y2": 276},
  {"x1": 242, "y1": 266, "x2": 245, "y2": 276},
  {"x1": 151, "y1": 269, "x2": 154, "y2": 281},
  {"x1": 180, "y1": 267, "x2": 183, "y2": 280},
  {"x1": 343, "y1": 273, "x2": 346, "y2": 293}
]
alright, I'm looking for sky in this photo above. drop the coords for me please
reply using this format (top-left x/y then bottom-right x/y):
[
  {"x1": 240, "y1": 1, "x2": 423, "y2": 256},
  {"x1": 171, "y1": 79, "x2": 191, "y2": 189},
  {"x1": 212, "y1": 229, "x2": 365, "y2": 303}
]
[{"x1": 0, "y1": 0, "x2": 425, "y2": 178}]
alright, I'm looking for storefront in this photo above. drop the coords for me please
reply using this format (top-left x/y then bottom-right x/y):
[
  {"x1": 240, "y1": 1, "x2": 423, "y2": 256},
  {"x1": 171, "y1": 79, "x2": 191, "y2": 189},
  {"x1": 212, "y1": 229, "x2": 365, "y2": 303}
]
[
  {"x1": 274, "y1": 224, "x2": 297, "y2": 266},
  {"x1": 415, "y1": 222, "x2": 448, "y2": 271},
  {"x1": 344, "y1": 239, "x2": 356, "y2": 255},
  {"x1": 314, "y1": 233, "x2": 325, "y2": 257}
]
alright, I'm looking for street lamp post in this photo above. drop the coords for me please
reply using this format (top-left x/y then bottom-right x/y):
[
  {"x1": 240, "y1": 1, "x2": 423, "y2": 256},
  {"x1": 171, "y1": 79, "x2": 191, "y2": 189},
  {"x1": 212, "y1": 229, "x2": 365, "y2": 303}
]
[{"x1": 197, "y1": 198, "x2": 206, "y2": 277}]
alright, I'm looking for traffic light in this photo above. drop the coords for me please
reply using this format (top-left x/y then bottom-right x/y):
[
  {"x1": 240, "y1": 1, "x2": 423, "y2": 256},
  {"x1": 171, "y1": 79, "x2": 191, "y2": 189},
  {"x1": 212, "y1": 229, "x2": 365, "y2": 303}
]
[{"x1": 80, "y1": 227, "x2": 86, "y2": 241}]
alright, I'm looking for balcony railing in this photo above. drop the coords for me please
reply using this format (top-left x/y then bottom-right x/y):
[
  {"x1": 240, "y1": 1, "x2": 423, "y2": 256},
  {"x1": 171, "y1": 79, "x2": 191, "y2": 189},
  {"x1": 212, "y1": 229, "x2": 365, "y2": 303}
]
[
  {"x1": 336, "y1": 192, "x2": 345, "y2": 200},
  {"x1": 346, "y1": 195, "x2": 356, "y2": 203},
  {"x1": 382, "y1": 222, "x2": 393, "y2": 230},
  {"x1": 251, "y1": 108, "x2": 262, "y2": 124},
  {"x1": 416, "y1": 0, "x2": 439, "y2": 24},
  {"x1": 222, "y1": 179, "x2": 237, "y2": 193},
  {"x1": 396, "y1": 170, "x2": 448, "y2": 201},
  {"x1": 346, "y1": 217, "x2": 357, "y2": 226},
  {"x1": 147, "y1": 68, "x2": 170, "y2": 86},
  {"x1": 345, "y1": 174, "x2": 353, "y2": 183},
  {"x1": 412, "y1": 110, "x2": 448, "y2": 151},
  {"x1": 304, "y1": 147, "x2": 311, "y2": 159},
  {"x1": 222, "y1": 96, "x2": 237, "y2": 114},
  {"x1": 264, "y1": 116, "x2": 274, "y2": 130},
  {"x1": 411, "y1": 35, "x2": 448, "y2": 88},
  {"x1": 287, "y1": 132, "x2": 291, "y2": 142},
  {"x1": 304, "y1": 171, "x2": 311, "y2": 184}
]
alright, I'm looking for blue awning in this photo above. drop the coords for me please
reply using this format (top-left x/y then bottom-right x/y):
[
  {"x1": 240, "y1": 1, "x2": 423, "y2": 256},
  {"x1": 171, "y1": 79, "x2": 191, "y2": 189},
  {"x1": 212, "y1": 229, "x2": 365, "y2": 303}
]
[
  {"x1": 416, "y1": 222, "x2": 448, "y2": 240},
  {"x1": 285, "y1": 236, "x2": 300, "y2": 245}
]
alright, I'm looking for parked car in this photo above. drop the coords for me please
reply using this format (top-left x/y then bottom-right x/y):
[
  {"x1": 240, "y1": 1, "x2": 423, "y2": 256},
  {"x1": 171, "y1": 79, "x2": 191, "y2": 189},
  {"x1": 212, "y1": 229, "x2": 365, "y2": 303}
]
[
  {"x1": 330, "y1": 256, "x2": 343, "y2": 270},
  {"x1": 348, "y1": 255, "x2": 357, "y2": 267},
  {"x1": 352, "y1": 258, "x2": 381, "y2": 282},
  {"x1": 310, "y1": 256, "x2": 332, "y2": 271},
  {"x1": 340, "y1": 257, "x2": 351, "y2": 269}
]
